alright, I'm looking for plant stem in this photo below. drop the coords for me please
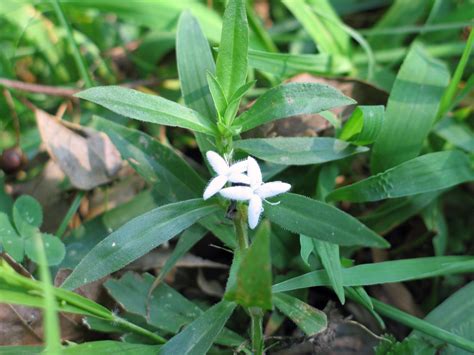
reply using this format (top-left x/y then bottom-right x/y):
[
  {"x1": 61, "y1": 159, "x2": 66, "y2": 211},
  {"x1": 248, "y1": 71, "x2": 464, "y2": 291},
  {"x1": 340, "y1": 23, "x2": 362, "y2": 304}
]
[
  {"x1": 250, "y1": 307, "x2": 264, "y2": 354},
  {"x1": 56, "y1": 191, "x2": 84, "y2": 238},
  {"x1": 371, "y1": 298, "x2": 474, "y2": 353},
  {"x1": 51, "y1": 0, "x2": 93, "y2": 88},
  {"x1": 113, "y1": 316, "x2": 166, "y2": 344},
  {"x1": 34, "y1": 233, "x2": 62, "y2": 354}
]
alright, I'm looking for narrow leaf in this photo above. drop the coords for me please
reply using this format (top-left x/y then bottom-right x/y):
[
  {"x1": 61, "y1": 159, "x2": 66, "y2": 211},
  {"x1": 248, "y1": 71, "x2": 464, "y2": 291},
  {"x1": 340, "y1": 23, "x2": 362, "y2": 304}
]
[
  {"x1": 62, "y1": 199, "x2": 220, "y2": 290},
  {"x1": 273, "y1": 293, "x2": 327, "y2": 336},
  {"x1": 371, "y1": 43, "x2": 450, "y2": 172},
  {"x1": 160, "y1": 300, "x2": 236, "y2": 355},
  {"x1": 265, "y1": 193, "x2": 389, "y2": 248},
  {"x1": 75, "y1": 86, "x2": 216, "y2": 135},
  {"x1": 272, "y1": 256, "x2": 474, "y2": 293},
  {"x1": 215, "y1": 0, "x2": 248, "y2": 99},
  {"x1": 93, "y1": 116, "x2": 205, "y2": 200},
  {"x1": 312, "y1": 239, "x2": 345, "y2": 304},
  {"x1": 327, "y1": 151, "x2": 474, "y2": 203},
  {"x1": 234, "y1": 137, "x2": 368, "y2": 165},
  {"x1": 236, "y1": 83, "x2": 355, "y2": 132},
  {"x1": 177, "y1": 11, "x2": 217, "y2": 120}
]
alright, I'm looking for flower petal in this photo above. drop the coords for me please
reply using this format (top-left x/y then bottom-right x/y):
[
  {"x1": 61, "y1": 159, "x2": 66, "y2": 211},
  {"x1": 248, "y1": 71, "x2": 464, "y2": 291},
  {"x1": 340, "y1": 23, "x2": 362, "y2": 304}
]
[
  {"x1": 203, "y1": 175, "x2": 228, "y2": 200},
  {"x1": 247, "y1": 156, "x2": 262, "y2": 188},
  {"x1": 229, "y1": 159, "x2": 248, "y2": 174},
  {"x1": 248, "y1": 195, "x2": 263, "y2": 229},
  {"x1": 219, "y1": 186, "x2": 254, "y2": 201},
  {"x1": 228, "y1": 173, "x2": 251, "y2": 185},
  {"x1": 256, "y1": 181, "x2": 291, "y2": 199},
  {"x1": 206, "y1": 151, "x2": 228, "y2": 175}
]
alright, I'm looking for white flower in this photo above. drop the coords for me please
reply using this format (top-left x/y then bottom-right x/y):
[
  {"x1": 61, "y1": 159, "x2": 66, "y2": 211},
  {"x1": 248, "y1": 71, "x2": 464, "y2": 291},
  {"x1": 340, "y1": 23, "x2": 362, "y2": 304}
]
[
  {"x1": 203, "y1": 151, "x2": 250, "y2": 200},
  {"x1": 220, "y1": 157, "x2": 291, "y2": 229}
]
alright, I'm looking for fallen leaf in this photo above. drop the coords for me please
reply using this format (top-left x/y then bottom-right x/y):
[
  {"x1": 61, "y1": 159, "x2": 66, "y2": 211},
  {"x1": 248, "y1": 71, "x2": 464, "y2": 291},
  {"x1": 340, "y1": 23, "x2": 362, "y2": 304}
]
[{"x1": 35, "y1": 109, "x2": 122, "y2": 190}]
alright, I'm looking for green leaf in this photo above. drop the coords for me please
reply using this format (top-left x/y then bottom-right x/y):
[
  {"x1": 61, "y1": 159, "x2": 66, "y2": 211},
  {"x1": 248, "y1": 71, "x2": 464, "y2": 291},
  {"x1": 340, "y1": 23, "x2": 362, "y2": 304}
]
[
  {"x1": 236, "y1": 83, "x2": 355, "y2": 132},
  {"x1": 438, "y1": 29, "x2": 474, "y2": 118},
  {"x1": 13, "y1": 195, "x2": 43, "y2": 236},
  {"x1": 105, "y1": 272, "x2": 202, "y2": 334},
  {"x1": 283, "y1": 0, "x2": 350, "y2": 56},
  {"x1": 327, "y1": 151, "x2": 474, "y2": 203},
  {"x1": 225, "y1": 221, "x2": 272, "y2": 310},
  {"x1": 360, "y1": 191, "x2": 443, "y2": 235},
  {"x1": 60, "y1": 0, "x2": 223, "y2": 43},
  {"x1": 159, "y1": 300, "x2": 236, "y2": 355},
  {"x1": 0, "y1": 259, "x2": 112, "y2": 319},
  {"x1": 411, "y1": 282, "x2": 474, "y2": 353},
  {"x1": 156, "y1": 225, "x2": 207, "y2": 283},
  {"x1": 372, "y1": 298, "x2": 474, "y2": 353},
  {"x1": 61, "y1": 199, "x2": 221, "y2": 290},
  {"x1": 339, "y1": 105, "x2": 384, "y2": 145},
  {"x1": 206, "y1": 71, "x2": 227, "y2": 117},
  {"x1": 93, "y1": 116, "x2": 205, "y2": 200},
  {"x1": 0, "y1": 259, "x2": 165, "y2": 344},
  {"x1": 272, "y1": 256, "x2": 474, "y2": 293},
  {"x1": 371, "y1": 43, "x2": 450, "y2": 173},
  {"x1": 176, "y1": 11, "x2": 217, "y2": 121},
  {"x1": 265, "y1": 193, "x2": 389, "y2": 248},
  {"x1": 273, "y1": 293, "x2": 327, "y2": 336},
  {"x1": 75, "y1": 86, "x2": 216, "y2": 135},
  {"x1": 215, "y1": 0, "x2": 248, "y2": 100},
  {"x1": 248, "y1": 49, "x2": 351, "y2": 77},
  {"x1": 104, "y1": 272, "x2": 243, "y2": 347},
  {"x1": 433, "y1": 118, "x2": 474, "y2": 153},
  {"x1": 24, "y1": 233, "x2": 65, "y2": 266},
  {"x1": 0, "y1": 213, "x2": 24, "y2": 261},
  {"x1": 367, "y1": 0, "x2": 430, "y2": 50},
  {"x1": 234, "y1": 137, "x2": 368, "y2": 165},
  {"x1": 312, "y1": 239, "x2": 344, "y2": 304}
]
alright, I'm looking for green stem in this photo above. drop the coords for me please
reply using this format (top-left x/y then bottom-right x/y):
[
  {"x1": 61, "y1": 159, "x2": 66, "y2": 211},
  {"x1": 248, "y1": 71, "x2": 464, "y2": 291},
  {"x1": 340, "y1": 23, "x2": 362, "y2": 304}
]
[
  {"x1": 51, "y1": 0, "x2": 93, "y2": 88},
  {"x1": 371, "y1": 298, "x2": 474, "y2": 353},
  {"x1": 250, "y1": 307, "x2": 264, "y2": 354},
  {"x1": 56, "y1": 191, "x2": 84, "y2": 238},
  {"x1": 34, "y1": 234, "x2": 62, "y2": 354},
  {"x1": 114, "y1": 316, "x2": 166, "y2": 344}
]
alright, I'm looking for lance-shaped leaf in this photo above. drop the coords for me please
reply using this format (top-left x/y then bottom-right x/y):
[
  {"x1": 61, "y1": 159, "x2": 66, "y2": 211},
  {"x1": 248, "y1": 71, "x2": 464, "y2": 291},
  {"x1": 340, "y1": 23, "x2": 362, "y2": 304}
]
[
  {"x1": 371, "y1": 43, "x2": 449, "y2": 173},
  {"x1": 177, "y1": 11, "x2": 217, "y2": 121},
  {"x1": 235, "y1": 83, "x2": 355, "y2": 132},
  {"x1": 273, "y1": 293, "x2": 327, "y2": 336},
  {"x1": 75, "y1": 86, "x2": 217, "y2": 135},
  {"x1": 265, "y1": 193, "x2": 388, "y2": 248},
  {"x1": 225, "y1": 221, "x2": 272, "y2": 310},
  {"x1": 176, "y1": 11, "x2": 218, "y2": 155},
  {"x1": 61, "y1": 199, "x2": 221, "y2": 290},
  {"x1": 93, "y1": 116, "x2": 204, "y2": 200},
  {"x1": 272, "y1": 256, "x2": 474, "y2": 293},
  {"x1": 234, "y1": 137, "x2": 368, "y2": 165},
  {"x1": 160, "y1": 300, "x2": 236, "y2": 355},
  {"x1": 215, "y1": 0, "x2": 248, "y2": 100},
  {"x1": 327, "y1": 151, "x2": 474, "y2": 203}
]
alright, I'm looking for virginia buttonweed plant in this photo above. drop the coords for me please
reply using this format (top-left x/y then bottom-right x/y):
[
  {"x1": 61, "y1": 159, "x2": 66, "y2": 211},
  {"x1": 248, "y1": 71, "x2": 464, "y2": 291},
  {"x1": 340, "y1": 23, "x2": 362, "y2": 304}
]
[{"x1": 1, "y1": 0, "x2": 473, "y2": 354}]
